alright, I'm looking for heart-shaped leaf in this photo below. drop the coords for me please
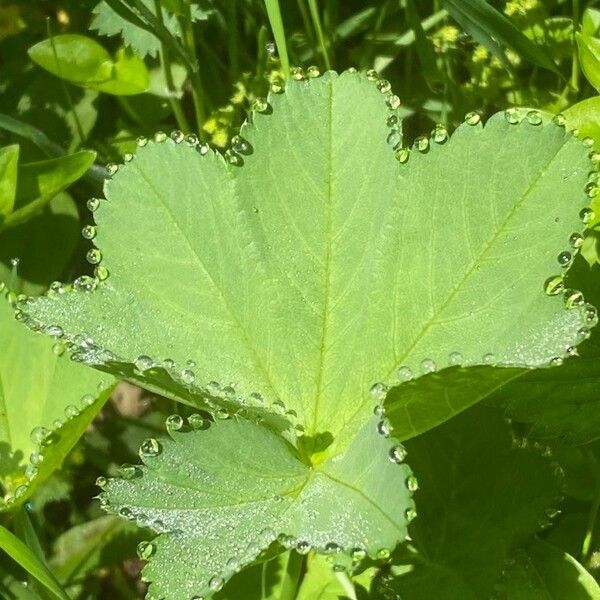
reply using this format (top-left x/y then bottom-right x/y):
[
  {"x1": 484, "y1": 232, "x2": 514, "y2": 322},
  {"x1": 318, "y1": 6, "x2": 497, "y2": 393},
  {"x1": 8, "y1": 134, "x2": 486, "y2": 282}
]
[{"x1": 20, "y1": 71, "x2": 596, "y2": 451}]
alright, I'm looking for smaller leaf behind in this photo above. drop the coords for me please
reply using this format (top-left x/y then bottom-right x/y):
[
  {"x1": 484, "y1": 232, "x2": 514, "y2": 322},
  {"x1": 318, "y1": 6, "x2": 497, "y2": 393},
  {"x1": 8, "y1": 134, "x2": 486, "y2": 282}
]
[{"x1": 101, "y1": 414, "x2": 415, "y2": 599}]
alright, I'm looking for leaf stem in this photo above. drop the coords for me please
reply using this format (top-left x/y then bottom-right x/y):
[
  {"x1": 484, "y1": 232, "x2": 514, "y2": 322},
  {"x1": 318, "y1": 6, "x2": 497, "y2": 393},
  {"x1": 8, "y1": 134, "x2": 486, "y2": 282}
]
[
  {"x1": 278, "y1": 551, "x2": 305, "y2": 600},
  {"x1": 571, "y1": 0, "x2": 580, "y2": 91},
  {"x1": 264, "y1": 0, "x2": 290, "y2": 78},
  {"x1": 582, "y1": 448, "x2": 600, "y2": 560},
  {"x1": 307, "y1": 0, "x2": 331, "y2": 70},
  {"x1": 180, "y1": 0, "x2": 206, "y2": 134},
  {"x1": 153, "y1": 0, "x2": 190, "y2": 132},
  {"x1": 335, "y1": 571, "x2": 357, "y2": 599}
]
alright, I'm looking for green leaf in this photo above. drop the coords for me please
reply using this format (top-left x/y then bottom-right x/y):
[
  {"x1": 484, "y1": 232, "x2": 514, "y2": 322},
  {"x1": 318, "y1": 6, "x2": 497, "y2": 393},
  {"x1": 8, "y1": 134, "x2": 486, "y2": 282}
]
[
  {"x1": 0, "y1": 145, "x2": 18, "y2": 216},
  {"x1": 0, "y1": 192, "x2": 80, "y2": 295},
  {"x1": 0, "y1": 525, "x2": 69, "y2": 600},
  {"x1": 28, "y1": 34, "x2": 149, "y2": 96},
  {"x1": 496, "y1": 539, "x2": 600, "y2": 599},
  {"x1": 0, "y1": 150, "x2": 96, "y2": 231},
  {"x1": 373, "y1": 406, "x2": 560, "y2": 599},
  {"x1": 0, "y1": 292, "x2": 115, "y2": 510},
  {"x1": 49, "y1": 515, "x2": 142, "y2": 595},
  {"x1": 564, "y1": 97, "x2": 600, "y2": 150},
  {"x1": 91, "y1": 0, "x2": 209, "y2": 59},
  {"x1": 583, "y1": 8, "x2": 600, "y2": 37},
  {"x1": 20, "y1": 72, "x2": 595, "y2": 450},
  {"x1": 296, "y1": 555, "x2": 348, "y2": 600},
  {"x1": 576, "y1": 33, "x2": 600, "y2": 93},
  {"x1": 443, "y1": 0, "x2": 560, "y2": 74},
  {"x1": 100, "y1": 413, "x2": 414, "y2": 599}
]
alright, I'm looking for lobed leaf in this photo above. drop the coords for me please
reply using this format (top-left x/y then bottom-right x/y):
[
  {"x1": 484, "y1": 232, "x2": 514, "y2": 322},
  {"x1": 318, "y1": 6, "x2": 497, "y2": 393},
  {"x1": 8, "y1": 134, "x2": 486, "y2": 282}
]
[
  {"x1": 19, "y1": 72, "x2": 596, "y2": 452},
  {"x1": 100, "y1": 413, "x2": 414, "y2": 599}
]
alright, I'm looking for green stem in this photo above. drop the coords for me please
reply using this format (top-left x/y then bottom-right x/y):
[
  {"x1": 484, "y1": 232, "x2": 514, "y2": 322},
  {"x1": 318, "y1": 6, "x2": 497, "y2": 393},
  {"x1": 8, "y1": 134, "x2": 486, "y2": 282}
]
[
  {"x1": 180, "y1": 0, "x2": 206, "y2": 134},
  {"x1": 264, "y1": 0, "x2": 290, "y2": 78},
  {"x1": 571, "y1": 0, "x2": 580, "y2": 92},
  {"x1": 335, "y1": 571, "x2": 357, "y2": 599},
  {"x1": 153, "y1": 0, "x2": 190, "y2": 132},
  {"x1": 278, "y1": 551, "x2": 304, "y2": 600},
  {"x1": 307, "y1": 0, "x2": 331, "y2": 69},
  {"x1": 46, "y1": 18, "x2": 85, "y2": 146},
  {"x1": 582, "y1": 449, "x2": 600, "y2": 560}
]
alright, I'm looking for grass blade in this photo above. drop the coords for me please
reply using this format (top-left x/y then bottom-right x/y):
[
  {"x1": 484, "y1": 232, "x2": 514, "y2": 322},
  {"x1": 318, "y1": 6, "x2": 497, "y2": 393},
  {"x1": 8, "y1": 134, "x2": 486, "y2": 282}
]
[
  {"x1": 0, "y1": 525, "x2": 70, "y2": 600},
  {"x1": 264, "y1": 0, "x2": 290, "y2": 77}
]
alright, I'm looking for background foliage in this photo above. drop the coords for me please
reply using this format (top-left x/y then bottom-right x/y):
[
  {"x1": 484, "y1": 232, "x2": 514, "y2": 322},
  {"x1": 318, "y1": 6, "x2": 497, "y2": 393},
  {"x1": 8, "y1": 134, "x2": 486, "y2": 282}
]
[{"x1": 1, "y1": 1, "x2": 600, "y2": 599}]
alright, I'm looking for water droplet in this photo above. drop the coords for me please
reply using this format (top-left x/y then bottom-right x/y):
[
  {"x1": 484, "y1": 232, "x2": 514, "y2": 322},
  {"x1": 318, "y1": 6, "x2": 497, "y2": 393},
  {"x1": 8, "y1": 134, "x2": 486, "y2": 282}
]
[
  {"x1": 119, "y1": 506, "x2": 134, "y2": 519},
  {"x1": 185, "y1": 134, "x2": 199, "y2": 147},
  {"x1": 377, "y1": 79, "x2": 391, "y2": 93},
  {"x1": 86, "y1": 198, "x2": 100, "y2": 212},
  {"x1": 482, "y1": 353, "x2": 496, "y2": 365},
  {"x1": 123, "y1": 152, "x2": 134, "y2": 163},
  {"x1": 406, "y1": 475, "x2": 419, "y2": 492},
  {"x1": 226, "y1": 557, "x2": 240, "y2": 572},
  {"x1": 432, "y1": 124, "x2": 448, "y2": 144},
  {"x1": 387, "y1": 115, "x2": 399, "y2": 129},
  {"x1": 189, "y1": 413, "x2": 210, "y2": 430},
  {"x1": 135, "y1": 355, "x2": 154, "y2": 372},
  {"x1": 197, "y1": 143, "x2": 209, "y2": 156},
  {"x1": 580, "y1": 208, "x2": 595, "y2": 224},
  {"x1": 578, "y1": 326, "x2": 591, "y2": 340},
  {"x1": 405, "y1": 507, "x2": 417, "y2": 521},
  {"x1": 366, "y1": 68, "x2": 378, "y2": 81},
  {"x1": 377, "y1": 548, "x2": 391, "y2": 560},
  {"x1": 351, "y1": 547, "x2": 366, "y2": 560},
  {"x1": 373, "y1": 404, "x2": 385, "y2": 417},
  {"x1": 137, "y1": 540, "x2": 155, "y2": 560},
  {"x1": 420, "y1": 358, "x2": 436, "y2": 373},
  {"x1": 395, "y1": 147, "x2": 410, "y2": 163},
  {"x1": 549, "y1": 357, "x2": 563, "y2": 367},
  {"x1": 253, "y1": 97, "x2": 269, "y2": 113},
  {"x1": 566, "y1": 346, "x2": 578, "y2": 357},
  {"x1": 296, "y1": 540, "x2": 311, "y2": 554},
  {"x1": 94, "y1": 265, "x2": 109, "y2": 281},
  {"x1": 30, "y1": 452, "x2": 43, "y2": 465},
  {"x1": 569, "y1": 232, "x2": 584, "y2": 248},
  {"x1": 465, "y1": 111, "x2": 481, "y2": 125},
  {"x1": 52, "y1": 341, "x2": 65, "y2": 356},
  {"x1": 215, "y1": 407, "x2": 230, "y2": 420},
  {"x1": 585, "y1": 303, "x2": 598, "y2": 326},
  {"x1": 583, "y1": 136, "x2": 594, "y2": 148},
  {"x1": 526, "y1": 110, "x2": 542, "y2": 125},
  {"x1": 139, "y1": 438, "x2": 161, "y2": 458},
  {"x1": 154, "y1": 131, "x2": 167, "y2": 143},
  {"x1": 389, "y1": 445, "x2": 407, "y2": 463},
  {"x1": 325, "y1": 542, "x2": 340, "y2": 554},
  {"x1": 81, "y1": 225, "x2": 96, "y2": 240},
  {"x1": 166, "y1": 414, "x2": 184, "y2": 431},
  {"x1": 232, "y1": 136, "x2": 251, "y2": 155},
  {"x1": 270, "y1": 78, "x2": 284, "y2": 93},
  {"x1": 377, "y1": 419, "x2": 392, "y2": 437},
  {"x1": 415, "y1": 136, "x2": 429, "y2": 152},
  {"x1": 136, "y1": 136, "x2": 148, "y2": 147},
  {"x1": 30, "y1": 427, "x2": 49, "y2": 445},
  {"x1": 181, "y1": 369, "x2": 195, "y2": 384},
  {"x1": 397, "y1": 366, "x2": 414, "y2": 381},
  {"x1": 226, "y1": 150, "x2": 243, "y2": 166},
  {"x1": 557, "y1": 251, "x2": 572, "y2": 267},
  {"x1": 106, "y1": 163, "x2": 118, "y2": 176},
  {"x1": 120, "y1": 463, "x2": 139, "y2": 479},
  {"x1": 86, "y1": 249, "x2": 102, "y2": 265},
  {"x1": 448, "y1": 351, "x2": 463, "y2": 366},
  {"x1": 387, "y1": 131, "x2": 401, "y2": 149},
  {"x1": 65, "y1": 405, "x2": 80, "y2": 418},
  {"x1": 208, "y1": 577, "x2": 224, "y2": 592},
  {"x1": 544, "y1": 275, "x2": 564, "y2": 296},
  {"x1": 387, "y1": 94, "x2": 401, "y2": 110},
  {"x1": 591, "y1": 151, "x2": 600, "y2": 166},
  {"x1": 585, "y1": 182, "x2": 598, "y2": 198},
  {"x1": 552, "y1": 113, "x2": 566, "y2": 127},
  {"x1": 306, "y1": 65, "x2": 320, "y2": 78},
  {"x1": 563, "y1": 288, "x2": 584, "y2": 308},
  {"x1": 46, "y1": 324, "x2": 64, "y2": 338},
  {"x1": 96, "y1": 476, "x2": 107, "y2": 488},
  {"x1": 170, "y1": 130, "x2": 184, "y2": 143},
  {"x1": 291, "y1": 66, "x2": 304, "y2": 80},
  {"x1": 504, "y1": 108, "x2": 520, "y2": 124},
  {"x1": 369, "y1": 382, "x2": 388, "y2": 400}
]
